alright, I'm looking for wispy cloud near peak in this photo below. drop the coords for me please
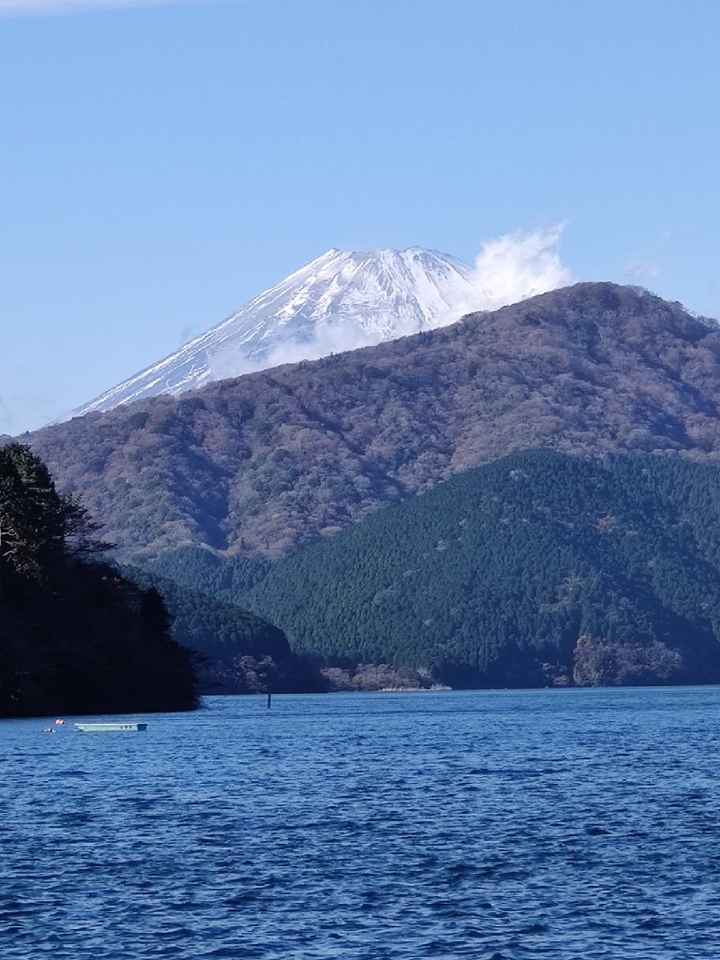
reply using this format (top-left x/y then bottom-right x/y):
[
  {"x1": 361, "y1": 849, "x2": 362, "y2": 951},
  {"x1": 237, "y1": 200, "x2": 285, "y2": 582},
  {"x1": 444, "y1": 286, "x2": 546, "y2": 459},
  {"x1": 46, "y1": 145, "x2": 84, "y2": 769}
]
[
  {"x1": 468, "y1": 224, "x2": 572, "y2": 313},
  {"x1": 425, "y1": 224, "x2": 572, "y2": 329}
]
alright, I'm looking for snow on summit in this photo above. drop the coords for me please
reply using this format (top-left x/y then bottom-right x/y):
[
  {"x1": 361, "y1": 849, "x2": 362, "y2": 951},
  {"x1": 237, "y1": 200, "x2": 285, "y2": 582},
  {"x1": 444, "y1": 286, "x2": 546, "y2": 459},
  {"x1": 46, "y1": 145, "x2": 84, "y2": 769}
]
[
  {"x1": 72, "y1": 234, "x2": 570, "y2": 418},
  {"x1": 73, "y1": 247, "x2": 479, "y2": 416}
]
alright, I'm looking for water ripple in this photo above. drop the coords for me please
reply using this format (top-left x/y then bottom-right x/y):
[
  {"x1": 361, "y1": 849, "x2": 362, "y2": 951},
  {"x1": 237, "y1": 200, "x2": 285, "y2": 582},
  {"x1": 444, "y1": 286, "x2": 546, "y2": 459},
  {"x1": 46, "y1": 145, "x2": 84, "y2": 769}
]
[{"x1": 2, "y1": 688, "x2": 720, "y2": 958}]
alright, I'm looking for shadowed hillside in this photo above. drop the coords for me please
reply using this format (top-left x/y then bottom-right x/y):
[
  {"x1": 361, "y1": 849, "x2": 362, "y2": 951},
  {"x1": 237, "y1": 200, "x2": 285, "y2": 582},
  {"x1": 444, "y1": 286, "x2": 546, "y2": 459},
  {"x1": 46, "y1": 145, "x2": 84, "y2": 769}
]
[
  {"x1": 26, "y1": 283, "x2": 720, "y2": 560},
  {"x1": 0, "y1": 445, "x2": 197, "y2": 718},
  {"x1": 148, "y1": 451, "x2": 720, "y2": 689},
  {"x1": 124, "y1": 566, "x2": 324, "y2": 694}
]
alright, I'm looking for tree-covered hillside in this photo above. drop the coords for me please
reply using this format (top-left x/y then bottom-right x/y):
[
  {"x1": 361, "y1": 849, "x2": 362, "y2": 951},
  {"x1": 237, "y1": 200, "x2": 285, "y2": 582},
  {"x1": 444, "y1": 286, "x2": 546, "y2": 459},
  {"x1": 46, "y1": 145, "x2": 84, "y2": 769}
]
[
  {"x1": 27, "y1": 284, "x2": 720, "y2": 561},
  {"x1": 0, "y1": 444, "x2": 197, "y2": 718},
  {"x1": 149, "y1": 451, "x2": 720, "y2": 688},
  {"x1": 125, "y1": 566, "x2": 323, "y2": 694}
]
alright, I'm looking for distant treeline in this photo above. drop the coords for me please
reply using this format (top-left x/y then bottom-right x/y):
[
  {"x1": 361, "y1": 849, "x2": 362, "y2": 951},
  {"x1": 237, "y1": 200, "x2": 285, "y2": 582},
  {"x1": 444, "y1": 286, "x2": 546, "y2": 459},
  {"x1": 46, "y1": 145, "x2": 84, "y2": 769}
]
[
  {"x1": 0, "y1": 445, "x2": 197, "y2": 718},
  {"x1": 146, "y1": 451, "x2": 720, "y2": 689}
]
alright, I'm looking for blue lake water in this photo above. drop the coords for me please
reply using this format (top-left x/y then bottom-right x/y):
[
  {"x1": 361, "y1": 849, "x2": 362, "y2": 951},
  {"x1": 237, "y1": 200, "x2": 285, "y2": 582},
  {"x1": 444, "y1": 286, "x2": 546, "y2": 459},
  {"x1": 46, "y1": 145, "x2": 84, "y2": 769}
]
[{"x1": 2, "y1": 687, "x2": 720, "y2": 959}]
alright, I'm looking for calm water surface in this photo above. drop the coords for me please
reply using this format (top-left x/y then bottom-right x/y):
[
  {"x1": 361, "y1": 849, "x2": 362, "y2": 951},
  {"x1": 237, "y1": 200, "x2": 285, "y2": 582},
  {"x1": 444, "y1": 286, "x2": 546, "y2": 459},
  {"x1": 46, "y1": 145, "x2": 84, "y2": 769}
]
[{"x1": 2, "y1": 688, "x2": 720, "y2": 959}]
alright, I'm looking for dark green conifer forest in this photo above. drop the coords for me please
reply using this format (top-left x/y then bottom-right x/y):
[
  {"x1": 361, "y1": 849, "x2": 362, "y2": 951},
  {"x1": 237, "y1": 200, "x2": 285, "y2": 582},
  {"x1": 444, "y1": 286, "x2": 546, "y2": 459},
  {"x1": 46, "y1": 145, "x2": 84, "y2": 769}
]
[
  {"x1": 0, "y1": 445, "x2": 197, "y2": 717},
  {"x1": 148, "y1": 451, "x2": 720, "y2": 689},
  {"x1": 125, "y1": 566, "x2": 324, "y2": 694}
]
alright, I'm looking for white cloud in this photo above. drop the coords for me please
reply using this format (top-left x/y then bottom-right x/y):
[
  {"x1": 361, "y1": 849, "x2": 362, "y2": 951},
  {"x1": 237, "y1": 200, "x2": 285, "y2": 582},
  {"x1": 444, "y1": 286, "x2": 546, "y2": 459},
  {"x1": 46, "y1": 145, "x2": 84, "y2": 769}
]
[
  {"x1": 208, "y1": 225, "x2": 573, "y2": 378},
  {"x1": 0, "y1": 0, "x2": 174, "y2": 14},
  {"x1": 208, "y1": 324, "x2": 381, "y2": 383},
  {"x1": 466, "y1": 224, "x2": 572, "y2": 314},
  {"x1": 423, "y1": 224, "x2": 572, "y2": 332}
]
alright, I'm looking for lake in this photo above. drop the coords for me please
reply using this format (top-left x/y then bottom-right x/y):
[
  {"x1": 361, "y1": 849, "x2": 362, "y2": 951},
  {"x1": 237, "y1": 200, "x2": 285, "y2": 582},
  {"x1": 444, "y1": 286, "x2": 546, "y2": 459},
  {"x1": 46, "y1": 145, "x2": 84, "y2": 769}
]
[{"x1": 2, "y1": 687, "x2": 720, "y2": 959}]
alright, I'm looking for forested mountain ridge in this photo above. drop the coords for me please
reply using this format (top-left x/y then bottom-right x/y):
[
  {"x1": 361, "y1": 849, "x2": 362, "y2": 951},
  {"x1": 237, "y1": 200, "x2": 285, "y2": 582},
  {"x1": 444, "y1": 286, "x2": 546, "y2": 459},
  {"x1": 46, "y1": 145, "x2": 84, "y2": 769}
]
[
  {"x1": 26, "y1": 282, "x2": 720, "y2": 561},
  {"x1": 148, "y1": 451, "x2": 720, "y2": 689},
  {"x1": 0, "y1": 445, "x2": 197, "y2": 718}
]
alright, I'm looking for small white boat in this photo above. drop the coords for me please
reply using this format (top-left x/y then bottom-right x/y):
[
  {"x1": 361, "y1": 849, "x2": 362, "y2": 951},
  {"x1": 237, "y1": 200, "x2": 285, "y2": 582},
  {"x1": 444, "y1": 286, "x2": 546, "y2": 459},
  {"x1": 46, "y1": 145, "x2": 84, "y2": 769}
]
[{"x1": 75, "y1": 722, "x2": 148, "y2": 733}]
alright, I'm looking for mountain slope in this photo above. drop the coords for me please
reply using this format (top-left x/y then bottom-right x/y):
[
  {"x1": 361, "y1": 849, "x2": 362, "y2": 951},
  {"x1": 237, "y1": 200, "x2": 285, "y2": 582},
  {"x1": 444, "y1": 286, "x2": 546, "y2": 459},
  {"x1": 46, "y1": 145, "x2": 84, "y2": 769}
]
[
  {"x1": 28, "y1": 282, "x2": 720, "y2": 560},
  {"x1": 123, "y1": 566, "x2": 323, "y2": 694},
  {"x1": 74, "y1": 248, "x2": 478, "y2": 416},
  {"x1": 149, "y1": 451, "x2": 720, "y2": 688}
]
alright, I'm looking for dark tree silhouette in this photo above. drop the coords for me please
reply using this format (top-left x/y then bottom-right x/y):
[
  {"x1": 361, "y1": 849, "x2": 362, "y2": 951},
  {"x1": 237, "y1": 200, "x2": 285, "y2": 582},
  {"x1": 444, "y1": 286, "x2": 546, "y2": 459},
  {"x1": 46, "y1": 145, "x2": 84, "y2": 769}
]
[{"x1": 0, "y1": 446, "x2": 197, "y2": 718}]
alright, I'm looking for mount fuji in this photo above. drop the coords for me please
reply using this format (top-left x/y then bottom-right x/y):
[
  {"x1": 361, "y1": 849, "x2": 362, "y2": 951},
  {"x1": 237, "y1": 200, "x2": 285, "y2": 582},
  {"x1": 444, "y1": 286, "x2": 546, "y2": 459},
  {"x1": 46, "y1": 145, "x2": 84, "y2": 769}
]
[{"x1": 73, "y1": 247, "x2": 482, "y2": 417}]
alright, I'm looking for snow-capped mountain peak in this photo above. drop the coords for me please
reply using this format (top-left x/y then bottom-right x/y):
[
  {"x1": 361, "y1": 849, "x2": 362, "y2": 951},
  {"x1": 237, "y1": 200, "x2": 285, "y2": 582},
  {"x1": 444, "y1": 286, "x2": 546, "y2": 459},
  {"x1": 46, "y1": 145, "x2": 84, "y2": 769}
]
[{"x1": 74, "y1": 247, "x2": 480, "y2": 417}]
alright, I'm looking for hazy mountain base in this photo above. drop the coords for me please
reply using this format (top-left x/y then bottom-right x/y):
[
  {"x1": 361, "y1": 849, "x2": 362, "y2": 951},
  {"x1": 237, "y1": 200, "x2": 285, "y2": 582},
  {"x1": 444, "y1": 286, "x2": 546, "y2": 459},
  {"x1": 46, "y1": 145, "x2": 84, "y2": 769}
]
[
  {"x1": 27, "y1": 283, "x2": 720, "y2": 563},
  {"x1": 146, "y1": 451, "x2": 720, "y2": 690}
]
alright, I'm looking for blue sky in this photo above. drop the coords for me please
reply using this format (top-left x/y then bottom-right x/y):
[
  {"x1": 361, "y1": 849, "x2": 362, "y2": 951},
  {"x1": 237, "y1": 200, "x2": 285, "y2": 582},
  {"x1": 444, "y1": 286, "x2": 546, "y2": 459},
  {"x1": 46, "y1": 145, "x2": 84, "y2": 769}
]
[{"x1": 2, "y1": 0, "x2": 720, "y2": 432}]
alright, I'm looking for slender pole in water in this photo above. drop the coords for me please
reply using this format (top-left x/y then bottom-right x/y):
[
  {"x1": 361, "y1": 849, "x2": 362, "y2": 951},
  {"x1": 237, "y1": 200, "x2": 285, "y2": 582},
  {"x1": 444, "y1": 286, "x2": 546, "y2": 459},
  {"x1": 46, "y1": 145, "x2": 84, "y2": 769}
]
[{"x1": 267, "y1": 690, "x2": 272, "y2": 709}]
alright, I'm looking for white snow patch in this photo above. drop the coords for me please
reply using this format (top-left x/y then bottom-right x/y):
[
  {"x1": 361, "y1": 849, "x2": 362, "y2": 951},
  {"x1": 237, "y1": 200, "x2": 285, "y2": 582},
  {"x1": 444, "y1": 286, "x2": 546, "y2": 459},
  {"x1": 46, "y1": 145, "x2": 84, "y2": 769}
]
[{"x1": 71, "y1": 230, "x2": 572, "y2": 418}]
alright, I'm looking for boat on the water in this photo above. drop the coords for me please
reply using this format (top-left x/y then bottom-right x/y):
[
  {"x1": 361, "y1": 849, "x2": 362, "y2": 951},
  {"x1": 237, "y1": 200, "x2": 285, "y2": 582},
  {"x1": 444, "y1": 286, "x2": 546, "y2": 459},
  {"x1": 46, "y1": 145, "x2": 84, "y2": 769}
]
[{"x1": 75, "y1": 722, "x2": 148, "y2": 733}]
